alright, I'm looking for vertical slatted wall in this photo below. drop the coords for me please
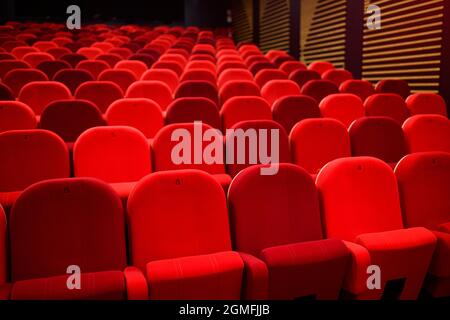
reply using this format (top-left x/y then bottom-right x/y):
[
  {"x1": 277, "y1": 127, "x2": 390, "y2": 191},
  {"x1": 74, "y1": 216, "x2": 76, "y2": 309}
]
[
  {"x1": 301, "y1": 0, "x2": 347, "y2": 68},
  {"x1": 362, "y1": 0, "x2": 445, "y2": 92},
  {"x1": 232, "y1": 0, "x2": 254, "y2": 44},
  {"x1": 259, "y1": 0, "x2": 291, "y2": 52}
]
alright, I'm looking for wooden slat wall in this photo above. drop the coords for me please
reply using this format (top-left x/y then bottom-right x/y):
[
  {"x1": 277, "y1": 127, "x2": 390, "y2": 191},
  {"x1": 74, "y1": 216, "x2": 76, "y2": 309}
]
[
  {"x1": 259, "y1": 0, "x2": 290, "y2": 52},
  {"x1": 232, "y1": 0, "x2": 254, "y2": 44},
  {"x1": 301, "y1": 0, "x2": 347, "y2": 68},
  {"x1": 362, "y1": 0, "x2": 445, "y2": 92}
]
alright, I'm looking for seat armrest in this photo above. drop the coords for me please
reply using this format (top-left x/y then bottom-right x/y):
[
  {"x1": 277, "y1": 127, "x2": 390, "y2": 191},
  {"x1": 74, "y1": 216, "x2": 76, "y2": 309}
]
[
  {"x1": 239, "y1": 252, "x2": 268, "y2": 300},
  {"x1": 341, "y1": 240, "x2": 371, "y2": 296},
  {"x1": 124, "y1": 267, "x2": 148, "y2": 300}
]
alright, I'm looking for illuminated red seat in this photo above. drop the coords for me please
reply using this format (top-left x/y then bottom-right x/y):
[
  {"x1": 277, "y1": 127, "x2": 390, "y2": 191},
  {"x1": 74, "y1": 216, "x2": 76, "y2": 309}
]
[
  {"x1": 125, "y1": 81, "x2": 173, "y2": 111},
  {"x1": 18, "y1": 81, "x2": 72, "y2": 115},
  {"x1": 319, "y1": 94, "x2": 365, "y2": 128},
  {"x1": 75, "y1": 81, "x2": 124, "y2": 113},
  {"x1": 340, "y1": 79, "x2": 375, "y2": 101},
  {"x1": 98, "y1": 69, "x2": 137, "y2": 93},
  {"x1": 166, "y1": 97, "x2": 221, "y2": 129},
  {"x1": 406, "y1": 93, "x2": 448, "y2": 117},
  {"x1": 53, "y1": 69, "x2": 95, "y2": 94},
  {"x1": 3, "y1": 69, "x2": 48, "y2": 97},
  {"x1": 322, "y1": 69, "x2": 353, "y2": 87},
  {"x1": 301, "y1": 79, "x2": 339, "y2": 103},
  {"x1": 308, "y1": 61, "x2": 334, "y2": 76},
  {"x1": 0, "y1": 101, "x2": 36, "y2": 133},
  {"x1": 141, "y1": 69, "x2": 179, "y2": 92},
  {"x1": 174, "y1": 80, "x2": 218, "y2": 106},
  {"x1": 375, "y1": 79, "x2": 411, "y2": 99},
  {"x1": 115, "y1": 60, "x2": 148, "y2": 79},
  {"x1": 365, "y1": 94, "x2": 409, "y2": 125},
  {"x1": 403, "y1": 115, "x2": 450, "y2": 153},
  {"x1": 76, "y1": 60, "x2": 110, "y2": 79},
  {"x1": 221, "y1": 96, "x2": 272, "y2": 130}
]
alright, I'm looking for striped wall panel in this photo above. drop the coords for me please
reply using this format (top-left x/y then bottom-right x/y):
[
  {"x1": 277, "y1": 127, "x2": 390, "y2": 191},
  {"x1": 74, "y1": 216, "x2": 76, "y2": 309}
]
[
  {"x1": 232, "y1": 0, "x2": 254, "y2": 44},
  {"x1": 301, "y1": 0, "x2": 347, "y2": 68},
  {"x1": 362, "y1": 0, "x2": 445, "y2": 93},
  {"x1": 259, "y1": 0, "x2": 290, "y2": 53}
]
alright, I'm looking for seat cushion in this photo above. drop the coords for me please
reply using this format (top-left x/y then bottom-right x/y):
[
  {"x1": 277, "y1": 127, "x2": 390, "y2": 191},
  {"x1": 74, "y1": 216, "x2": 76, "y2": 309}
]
[
  {"x1": 146, "y1": 251, "x2": 243, "y2": 300},
  {"x1": 260, "y1": 239, "x2": 349, "y2": 299},
  {"x1": 11, "y1": 271, "x2": 126, "y2": 300}
]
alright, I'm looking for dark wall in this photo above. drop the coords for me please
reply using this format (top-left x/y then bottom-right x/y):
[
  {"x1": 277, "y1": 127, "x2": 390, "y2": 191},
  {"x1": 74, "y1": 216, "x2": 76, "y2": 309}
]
[{"x1": 184, "y1": 0, "x2": 231, "y2": 27}]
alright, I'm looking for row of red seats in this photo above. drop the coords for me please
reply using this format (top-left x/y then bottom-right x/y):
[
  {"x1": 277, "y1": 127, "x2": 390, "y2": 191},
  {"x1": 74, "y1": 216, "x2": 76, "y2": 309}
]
[
  {"x1": 0, "y1": 152, "x2": 448, "y2": 299},
  {"x1": 1, "y1": 114, "x2": 449, "y2": 211}
]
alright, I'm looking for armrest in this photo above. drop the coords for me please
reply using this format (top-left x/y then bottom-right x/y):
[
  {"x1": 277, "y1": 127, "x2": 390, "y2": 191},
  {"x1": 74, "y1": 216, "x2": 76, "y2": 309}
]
[
  {"x1": 239, "y1": 252, "x2": 268, "y2": 300},
  {"x1": 439, "y1": 222, "x2": 450, "y2": 234},
  {"x1": 341, "y1": 241, "x2": 371, "y2": 296},
  {"x1": 124, "y1": 267, "x2": 148, "y2": 300}
]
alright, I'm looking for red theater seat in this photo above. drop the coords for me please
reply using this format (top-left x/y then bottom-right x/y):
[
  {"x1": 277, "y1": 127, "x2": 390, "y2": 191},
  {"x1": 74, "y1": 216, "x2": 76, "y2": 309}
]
[
  {"x1": 308, "y1": 61, "x2": 334, "y2": 75},
  {"x1": 53, "y1": 69, "x2": 95, "y2": 94},
  {"x1": 152, "y1": 123, "x2": 231, "y2": 190},
  {"x1": 376, "y1": 79, "x2": 411, "y2": 99},
  {"x1": 316, "y1": 157, "x2": 437, "y2": 299},
  {"x1": 125, "y1": 81, "x2": 173, "y2": 111},
  {"x1": 32, "y1": 41, "x2": 57, "y2": 52},
  {"x1": 217, "y1": 69, "x2": 253, "y2": 88},
  {"x1": 340, "y1": 79, "x2": 375, "y2": 101},
  {"x1": 395, "y1": 152, "x2": 450, "y2": 297},
  {"x1": 290, "y1": 118, "x2": 350, "y2": 176},
  {"x1": 249, "y1": 61, "x2": 276, "y2": 75},
  {"x1": 272, "y1": 95, "x2": 321, "y2": 134},
  {"x1": 74, "y1": 126, "x2": 152, "y2": 202},
  {"x1": 129, "y1": 53, "x2": 156, "y2": 68},
  {"x1": 76, "y1": 60, "x2": 110, "y2": 79},
  {"x1": 225, "y1": 120, "x2": 290, "y2": 177},
  {"x1": 18, "y1": 81, "x2": 72, "y2": 115},
  {"x1": 152, "y1": 61, "x2": 183, "y2": 77},
  {"x1": 115, "y1": 60, "x2": 148, "y2": 79},
  {"x1": 22, "y1": 52, "x2": 54, "y2": 68},
  {"x1": 261, "y1": 80, "x2": 301, "y2": 106},
  {"x1": 3, "y1": 69, "x2": 48, "y2": 97},
  {"x1": 40, "y1": 100, "x2": 106, "y2": 143},
  {"x1": 320, "y1": 94, "x2": 365, "y2": 128},
  {"x1": 221, "y1": 96, "x2": 272, "y2": 130},
  {"x1": 141, "y1": 69, "x2": 179, "y2": 92},
  {"x1": 174, "y1": 80, "x2": 218, "y2": 106},
  {"x1": 301, "y1": 79, "x2": 339, "y2": 103},
  {"x1": 322, "y1": 69, "x2": 353, "y2": 87},
  {"x1": 0, "y1": 60, "x2": 30, "y2": 79},
  {"x1": 75, "y1": 81, "x2": 124, "y2": 113},
  {"x1": 349, "y1": 117, "x2": 407, "y2": 167},
  {"x1": 77, "y1": 47, "x2": 103, "y2": 60},
  {"x1": 255, "y1": 69, "x2": 288, "y2": 88},
  {"x1": 289, "y1": 69, "x2": 321, "y2": 89},
  {"x1": 9, "y1": 178, "x2": 128, "y2": 300},
  {"x1": 105, "y1": 98, "x2": 164, "y2": 139},
  {"x1": 96, "y1": 53, "x2": 123, "y2": 68},
  {"x1": 180, "y1": 68, "x2": 216, "y2": 84},
  {"x1": 166, "y1": 97, "x2": 221, "y2": 129},
  {"x1": 406, "y1": 93, "x2": 448, "y2": 117},
  {"x1": 98, "y1": 69, "x2": 137, "y2": 93},
  {"x1": 11, "y1": 46, "x2": 38, "y2": 59},
  {"x1": 219, "y1": 80, "x2": 260, "y2": 105},
  {"x1": 403, "y1": 115, "x2": 450, "y2": 153},
  {"x1": 0, "y1": 101, "x2": 36, "y2": 133},
  {"x1": 228, "y1": 164, "x2": 350, "y2": 299},
  {"x1": 186, "y1": 61, "x2": 216, "y2": 74},
  {"x1": 364, "y1": 94, "x2": 409, "y2": 125},
  {"x1": 0, "y1": 130, "x2": 70, "y2": 210},
  {"x1": 126, "y1": 170, "x2": 243, "y2": 300},
  {"x1": 36, "y1": 60, "x2": 71, "y2": 79},
  {"x1": 279, "y1": 61, "x2": 307, "y2": 75},
  {"x1": 60, "y1": 53, "x2": 88, "y2": 68},
  {"x1": 46, "y1": 47, "x2": 72, "y2": 60}
]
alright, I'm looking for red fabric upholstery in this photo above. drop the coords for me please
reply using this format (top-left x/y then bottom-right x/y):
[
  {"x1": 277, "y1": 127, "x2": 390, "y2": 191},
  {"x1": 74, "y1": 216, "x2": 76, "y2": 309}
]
[
  {"x1": 106, "y1": 98, "x2": 163, "y2": 139},
  {"x1": 175, "y1": 80, "x2": 219, "y2": 106},
  {"x1": 0, "y1": 101, "x2": 36, "y2": 133},
  {"x1": 98, "y1": 69, "x2": 137, "y2": 93},
  {"x1": 3, "y1": 69, "x2": 48, "y2": 97},
  {"x1": 272, "y1": 95, "x2": 321, "y2": 134},
  {"x1": 340, "y1": 79, "x2": 375, "y2": 101},
  {"x1": 36, "y1": 60, "x2": 71, "y2": 79},
  {"x1": 218, "y1": 69, "x2": 253, "y2": 88},
  {"x1": 0, "y1": 83, "x2": 14, "y2": 101},
  {"x1": 320, "y1": 93, "x2": 365, "y2": 128},
  {"x1": 75, "y1": 81, "x2": 124, "y2": 113},
  {"x1": 308, "y1": 61, "x2": 334, "y2": 75},
  {"x1": 152, "y1": 61, "x2": 183, "y2": 77},
  {"x1": 74, "y1": 126, "x2": 151, "y2": 184},
  {"x1": 18, "y1": 81, "x2": 72, "y2": 115},
  {"x1": 166, "y1": 97, "x2": 221, "y2": 129},
  {"x1": 290, "y1": 118, "x2": 351, "y2": 175},
  {"x1": 40, "y1": 99, "x2": 106, "y2": 142},
  {"x1": 0, "y1": 60, "x2": 30, "y2": 79},
  {"x1": 322, "y1": 69, "x2": 353, "y2": 87},
  {"x1": 141, "y1": 69, "x2": 179, "y2": 92},
  {"x1": 403, "y1": 115, "x2": 450, "y2": 153},
  {"x1": 376, "y1": 79, "x2": 411, "y2": 99},
  {"x1": 22, "y1": 52, "x2": 54, "y2": 68},
  {"x1": 96, "y1": 53, "x2": 123, "y2": 67},
  {"x1": 301, "y1": 80, "x2": 339, "y2": 103},
  {"x1": 365, "y1": 94, "x2": 410, "y2": 125},
  {"x1": 349, "y1": 117, "x2": 407, "y2": 165},
  {"x1": 289, "y1": 69, "x2": 321, "y2": 89},
  {"x1": 280, "y1": 61, "x2": 307, "y2": 75},
  {"x1": 53, "y1": 69, "x2": 95, "y2": 94},
  {"x1": 77, "y1": 47, "x2": 103, "y2": 60},
  {"x1": 181, "y1": 68, "x2": 216, "y2": 85},
  {"x1": 60, "y1": 53, "x2": 88, "y2": 68},
  {"x1": 316, "y1": 157, "x2": 437, "y2": 299},
  {"x1": 76, "y1": 60, "x2": 110, "y2": 79},
  {"x1": 260, "y1": 80, "x2": 301, "y2": 106},
  {"x1": 254, "y1": 69, "x2": 288, "y2": 88},
  {"x1": 115, "y1": 60, "x2": 148, "y2": 78},
  {"x1": 0, "y1": 205, "x2": 6, "y2": 287},
  {"x1": 219, "y1": 80, "x2": 260, "y2": 105},
  {"x1": 221, "y1": 96, "x2": 272, "y2": 130},
  {"x1": 125, "y1": 80, "x2": 173, "y2": 111},
  {"x1": 406, "y1": 93, "x2": 448, "y2": 117}
]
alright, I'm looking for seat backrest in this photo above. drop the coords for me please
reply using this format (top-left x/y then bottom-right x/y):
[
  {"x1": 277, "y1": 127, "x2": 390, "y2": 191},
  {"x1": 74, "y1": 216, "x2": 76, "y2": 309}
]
[
  {"x1": 290, "y1": 118, "x2": 351, "y2": 174},
  {"x1": 0, "y1": 59, "x2": 30, "y2": 78},
  {"x1": 261, "y1": 80, "x2": 301, "y2": 106},
  {"x1": 77, "y1": 47, "x2": 103, "y2": 60},
  {"x1": 60, "y1": 53, "x2": 88, "y2": 68},
  {"x1": 402, "y1": 115, "x2": 450, "y2": 153},
  {"x1": 18, "y1": 81, "x2": 72, "y2": 115},
  {"x1": 375, "y1": 79, "x2": 411, "y2": 99},
  {"x1": 254, "y1": 69, "x2": 288, "y2": 88},
  {"x1": 75, "y1": 81, "x2": 124, "y2": 113},
  {"x1": 405, "y1": 93, "x2": 448, "y2": 117},
  {"x1": 11, "y1": 46, "x2": 38, "y2": 59},
  {"x1": 225, "y1": 120, "x2": 291, "y2": 177},
  {"x1": 0, "y1": 101, "x2": 37, "y2": 133},
  {"x1": 74, "y1": 126, "x2": 151, "y2": 183},
  {"x1": 22, "y1": 52, "x2": 54, "y2": 68},
  {"x1": 0, "y1": 130, "x2": 70, "y2": 192},
  {"x1": 301, "y1": 79, "x2": 339, "y2": 103},
  {"x1": 98, "y1": 69, "x2": 137, "y2": 93},
  {"x1": 180, "y1": 68, "x2": 216, "y2": 85},
  {"x1": 316, "y1": 157, "x2": 404, "y2": 241},
  {"x1": 3, "y1": 68, "x2": 48, "y2": 97},
  {"x1": 217, "y1": 69, "x2": 253, "y2": 88},
  {"x1": 272, "y1": 95, "x2": 321, "y2": 134},
  {"x1": 349, "y1": 117, "x2": 407, "y2": 164},
  {"x1": 322, "y1": 69, "x2": 353, "y2": 87},
  {"x1": 36, "y1": 60, "x2": 71, "y2": 79},
  {"x1": 221, "y1": 96, "x2": 272, "y2": 130},
  {"x1": 228, "y1": 164, "x2": 324, "y2": 257},
  {"x1": 125, "y1": 80, "x2": 173, "y2": 111},
  {"x1": 249, "y1": 61, "x2": 276, "y2": 75},
  {"x1": 96, "y1": 53, "x2": 123, "y2": 67},
  {"x1": 152, "y1": 61, "x2": 184, "y2": 77},
  {"x1": 127, "y1": 170, "x2": 232, "y2": 270},
  {"x1": 53, "y1": 69, "x2": 95, "y2": 94},
  {"x1": 115, "y1": 60, "x2": 148, "y2": 79},
  {"x1": 289, "y1": 69, "x2": 321, "y2": 89},
  {"x1": 308, "y1": 61, "x2": 334, "y2": 75},
  {"x1": 40, "y1": 99, "x2": 106, "y2": 142},
  {"x1": 280, "y1": 61, "x2": 307, "y2": 75},
  {"x1": 165, "y1": 97, "x2": 221, "y2": 129},
  {"x1": 105, "y1": 98, "x2": 163, "y2": 138},
  {"x1": 395, "y1": 152, "x2": 450, "y2": 230},
  {"x1": 339, "y1": 79, "x2": 375, "y2": 102},
  {"x1": 76, "y1": 60, "x2": 110, "y2": 79},
  {"x1": 186, "y1": 60, "x2": 216, "y2": 74},
  {"x1": 129, "y1": 53, "x2": 156, "y2": 68},
  {"x1": 141, "y1": 69, "x2": 179, "y2": 92},
  {"x1": 46, "y1": 47, "x2": 72, "y2": 60},
  {"x1": 10, "y1": 178, "x2": 126, "y2": 281},
  {"x1": 364, "y1": 93, "x2": 409, "y2": 125},
  {"x1": 174, "y1": 80, "x2": 218, "y2": 106},
  {"x1": 219, "y1": 80, "x2": 260, "y2": 105},
  {"x1": 320, "y1": 93, "x2": 365, "y2": 128},
  {"x1": 152, "y1": 122, "x2": 226, "y2": 174}
]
